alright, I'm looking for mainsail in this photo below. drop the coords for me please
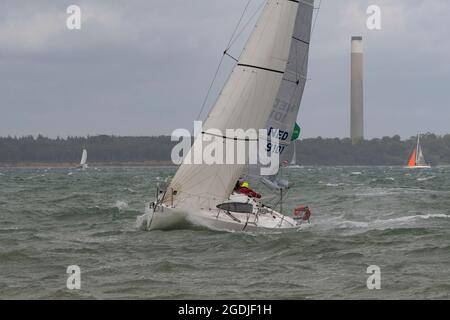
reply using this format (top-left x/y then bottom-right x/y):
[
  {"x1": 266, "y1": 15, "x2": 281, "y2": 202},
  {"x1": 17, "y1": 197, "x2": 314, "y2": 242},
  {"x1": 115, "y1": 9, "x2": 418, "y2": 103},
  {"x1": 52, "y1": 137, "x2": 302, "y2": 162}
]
[
  {"x1": 163, "y1": 0, "x2": 303, "y2": 210},
  {"x1": 416, "y1": 136, "x2": 427, "y2": 166}
]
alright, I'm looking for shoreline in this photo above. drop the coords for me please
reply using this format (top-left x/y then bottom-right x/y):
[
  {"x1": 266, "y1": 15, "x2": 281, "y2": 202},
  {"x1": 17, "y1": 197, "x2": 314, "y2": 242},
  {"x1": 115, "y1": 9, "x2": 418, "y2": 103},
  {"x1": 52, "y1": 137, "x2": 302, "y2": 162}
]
[
  {"x1": 0, "y1": 161, "x2": 177, "y2": 169},
  {"x1": 1, "y1": 163, "x2": 448, "y2": 169}
]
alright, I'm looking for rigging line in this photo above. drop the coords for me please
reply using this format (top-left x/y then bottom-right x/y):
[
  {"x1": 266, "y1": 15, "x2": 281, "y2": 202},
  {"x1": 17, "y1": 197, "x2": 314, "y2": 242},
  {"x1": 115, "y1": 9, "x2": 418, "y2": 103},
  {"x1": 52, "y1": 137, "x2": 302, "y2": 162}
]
[
  {"x1": 195, "y1": 0, "x2": 253, "y2": 121},
  {"x1": 226, "y1": 0, "x2": 254, "y2": 50},
  {"x1": 312, "y1": 0, "x2": 322, "y2": 34},
  {"x1": 227, "y1": 0, "x2": 267, "y2": 50},
  {"x1": 196, "y1": 54, "x2": 225, "y2": 121},
  {"x1": 224, "y1": 51, "x2": 238, "y2": 62},
  {"x1": 272, "y1": 187, "x2": 291, "y2": 210}
]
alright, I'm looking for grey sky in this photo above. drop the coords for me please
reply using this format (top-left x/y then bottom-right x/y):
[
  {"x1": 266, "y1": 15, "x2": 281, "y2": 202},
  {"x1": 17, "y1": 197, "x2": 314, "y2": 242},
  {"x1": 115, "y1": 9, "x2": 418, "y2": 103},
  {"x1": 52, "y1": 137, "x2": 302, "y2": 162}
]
[{"x1": 0, "y1": 0, "x2": 449, "y2": 139}]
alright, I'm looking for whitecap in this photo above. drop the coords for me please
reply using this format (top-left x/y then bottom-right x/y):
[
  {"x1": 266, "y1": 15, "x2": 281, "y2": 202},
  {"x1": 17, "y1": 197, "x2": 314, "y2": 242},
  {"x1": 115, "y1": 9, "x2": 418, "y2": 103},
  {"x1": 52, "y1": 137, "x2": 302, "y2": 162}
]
[
  {"x1": 326, "y1": 183, "x2": 340, "y2": 187},
  {"x1": 114, "y1": 200, "x2": 128, "y2": 211},
  {"x1": 125, "y1": 188, "x2": 137, "y2": 193},
  {"x1": 377, "y1": 213, "x2": 450, "y2": 224},
  {"x1": 24, "y1": 175, "x2": 44, "y2": 180},
  {"x1": 339, "y1": 220, "x2": 369, "y2": 228},
  {"x1": 417, "y1": 176, "x2": 435, "y2": 181},
  {"x1": 320, "y1": 213, "x2": 450, "y2": 234}
]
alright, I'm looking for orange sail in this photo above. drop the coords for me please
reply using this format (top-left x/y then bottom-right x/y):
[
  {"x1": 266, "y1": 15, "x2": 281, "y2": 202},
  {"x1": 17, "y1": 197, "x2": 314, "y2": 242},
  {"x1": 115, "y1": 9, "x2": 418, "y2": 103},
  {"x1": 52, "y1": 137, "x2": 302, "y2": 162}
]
[{"x1": 407, "y1": 149, "x2": 417, "y2": 167}]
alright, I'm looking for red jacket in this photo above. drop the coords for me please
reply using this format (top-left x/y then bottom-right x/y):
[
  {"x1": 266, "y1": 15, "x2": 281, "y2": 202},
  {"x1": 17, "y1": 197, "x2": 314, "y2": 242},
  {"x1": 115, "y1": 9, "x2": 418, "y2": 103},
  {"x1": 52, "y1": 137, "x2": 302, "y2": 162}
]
[{"x1": 239, "y1": 187, "x2": 261, "y2": 198}]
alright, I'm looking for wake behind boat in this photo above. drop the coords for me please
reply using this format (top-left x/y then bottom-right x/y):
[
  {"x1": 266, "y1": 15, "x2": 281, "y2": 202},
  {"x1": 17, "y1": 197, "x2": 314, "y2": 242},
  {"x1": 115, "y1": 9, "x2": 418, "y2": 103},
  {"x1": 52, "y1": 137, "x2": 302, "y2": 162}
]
[{"x1": 137, "y1": 0, "x2": 314, "y2": 232}]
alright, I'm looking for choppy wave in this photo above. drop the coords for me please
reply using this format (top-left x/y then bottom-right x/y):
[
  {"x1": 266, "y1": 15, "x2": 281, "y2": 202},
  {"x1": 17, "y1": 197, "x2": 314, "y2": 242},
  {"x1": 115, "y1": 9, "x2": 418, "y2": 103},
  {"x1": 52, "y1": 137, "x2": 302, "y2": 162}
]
[
  {"x1": 329, "y1": 213, "x2": 450, "y2": 232},
  {"x1": 417, "y1": 176, "x2": 436, "y2": 181}
]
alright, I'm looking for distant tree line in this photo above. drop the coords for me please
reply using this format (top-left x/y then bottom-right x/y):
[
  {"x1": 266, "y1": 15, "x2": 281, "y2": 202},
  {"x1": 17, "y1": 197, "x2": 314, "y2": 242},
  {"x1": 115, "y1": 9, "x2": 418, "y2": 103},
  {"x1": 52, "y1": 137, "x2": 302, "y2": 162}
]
[
  {"x1": 1, "y1": 133, "x2": 449, "y2": 166},
  {"x1": 0, "y1": 135, "x2": 176, "y2": 163}
]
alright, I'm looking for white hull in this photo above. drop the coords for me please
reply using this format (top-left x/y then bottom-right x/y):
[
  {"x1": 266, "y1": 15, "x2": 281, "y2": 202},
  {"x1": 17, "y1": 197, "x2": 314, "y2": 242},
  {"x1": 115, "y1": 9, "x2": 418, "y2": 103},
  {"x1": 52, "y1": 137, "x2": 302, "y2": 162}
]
[
  {"x1": 405, "y1": 165, "x2": 431, "y2": 169},
  {"x1": 137, "y1": 196, "x2": 307, "y2": 233}
]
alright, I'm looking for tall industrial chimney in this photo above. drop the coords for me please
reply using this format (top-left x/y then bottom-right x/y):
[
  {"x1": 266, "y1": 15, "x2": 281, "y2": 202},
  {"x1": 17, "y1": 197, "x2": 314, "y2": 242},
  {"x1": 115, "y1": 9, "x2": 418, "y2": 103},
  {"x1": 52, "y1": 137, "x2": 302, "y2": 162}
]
[{"x1": 351, "y1": 36, "x2": 364, "y2": 144}]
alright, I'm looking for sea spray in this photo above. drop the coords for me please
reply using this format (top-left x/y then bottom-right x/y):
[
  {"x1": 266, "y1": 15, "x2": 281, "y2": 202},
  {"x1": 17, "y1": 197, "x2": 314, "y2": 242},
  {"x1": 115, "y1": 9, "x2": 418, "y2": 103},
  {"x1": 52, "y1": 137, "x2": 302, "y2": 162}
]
[{"x1": 135, "y1": 204, "x2": 153, "y2": 230}]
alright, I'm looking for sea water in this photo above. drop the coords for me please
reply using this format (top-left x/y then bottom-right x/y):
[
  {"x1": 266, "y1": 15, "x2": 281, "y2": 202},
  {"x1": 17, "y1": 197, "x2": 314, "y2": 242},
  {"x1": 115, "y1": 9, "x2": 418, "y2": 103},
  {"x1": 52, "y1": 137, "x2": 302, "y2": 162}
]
[{"x1": 0, "y1": 166, "x2": 449, "y2": 299}]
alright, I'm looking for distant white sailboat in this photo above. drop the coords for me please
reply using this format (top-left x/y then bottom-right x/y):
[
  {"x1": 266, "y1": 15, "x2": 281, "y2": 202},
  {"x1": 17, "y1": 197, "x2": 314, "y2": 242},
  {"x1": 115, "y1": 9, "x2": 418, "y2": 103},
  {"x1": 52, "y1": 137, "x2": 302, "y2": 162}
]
[
  {"x1": 286, "y1": 142, "x2": 302, "y2": 168},
  {"x1": 79, "y1": 149, "x2": 88, "y2": 169},
  {"x1": 406, "y1": 134, "x2": 430, "y2": 169},
  {"x1": 138, "y1": 0, "x2": 314, "y2": 232}
]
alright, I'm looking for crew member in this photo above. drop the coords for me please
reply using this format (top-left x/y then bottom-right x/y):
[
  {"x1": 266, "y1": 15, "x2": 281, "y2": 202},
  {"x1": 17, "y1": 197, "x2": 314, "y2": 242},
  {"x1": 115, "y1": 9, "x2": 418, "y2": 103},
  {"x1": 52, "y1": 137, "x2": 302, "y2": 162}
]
[
  {"x1": 238, "y1": 180, "x2": 261, "y2": 198},
  {"x1": 293, "y1": 205, "x2": 312, "y2": 221}
]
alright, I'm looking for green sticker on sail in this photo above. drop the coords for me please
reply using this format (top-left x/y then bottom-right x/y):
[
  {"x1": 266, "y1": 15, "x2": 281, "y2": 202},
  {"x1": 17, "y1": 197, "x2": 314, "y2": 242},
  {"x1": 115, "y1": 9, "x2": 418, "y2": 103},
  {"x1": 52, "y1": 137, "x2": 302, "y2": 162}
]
[{"x1": 291, "y1": 123, "x2": 301, "y2": 141}]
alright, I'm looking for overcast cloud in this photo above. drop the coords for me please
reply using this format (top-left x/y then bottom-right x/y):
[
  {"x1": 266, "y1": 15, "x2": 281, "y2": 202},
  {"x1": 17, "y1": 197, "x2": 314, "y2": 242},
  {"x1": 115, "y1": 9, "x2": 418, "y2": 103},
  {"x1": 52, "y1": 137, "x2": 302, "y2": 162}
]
[{"x1": 0, "y1": 0, "x2": 449, "y2": 139}]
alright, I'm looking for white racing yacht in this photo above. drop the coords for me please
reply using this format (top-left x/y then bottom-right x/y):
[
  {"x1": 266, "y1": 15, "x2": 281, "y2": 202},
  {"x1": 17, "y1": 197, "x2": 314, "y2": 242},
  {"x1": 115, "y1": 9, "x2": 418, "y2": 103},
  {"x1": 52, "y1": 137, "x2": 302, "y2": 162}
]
[{"x1": 137, "y1": 0, "x2": 315, "y2": 232}]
